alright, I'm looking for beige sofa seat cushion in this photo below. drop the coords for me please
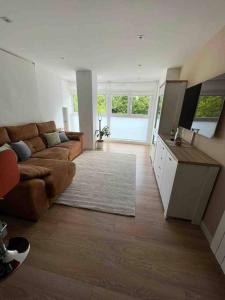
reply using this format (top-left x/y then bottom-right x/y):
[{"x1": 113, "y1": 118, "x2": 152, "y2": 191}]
[
  {"x1": 56, "y1": 140, "x2": 82, "y2": 160},
  {"x1": 31, "y1": 147, "x2": 69, "y2": 160}
]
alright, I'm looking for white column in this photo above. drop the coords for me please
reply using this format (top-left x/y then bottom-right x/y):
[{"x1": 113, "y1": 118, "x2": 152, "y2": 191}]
[{"x1": 76, "y1": 70, "x2": 97, "y2": 149}]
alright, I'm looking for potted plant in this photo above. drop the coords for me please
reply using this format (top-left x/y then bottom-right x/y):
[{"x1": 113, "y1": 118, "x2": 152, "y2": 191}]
[{"x1": 95, "y1": 115, "x2": 110, "y2": 150}]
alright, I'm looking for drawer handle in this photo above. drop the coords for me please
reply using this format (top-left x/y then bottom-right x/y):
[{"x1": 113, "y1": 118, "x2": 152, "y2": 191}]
[{"x1": 169, "y1": 157, "x2": 172, "y2": 161}]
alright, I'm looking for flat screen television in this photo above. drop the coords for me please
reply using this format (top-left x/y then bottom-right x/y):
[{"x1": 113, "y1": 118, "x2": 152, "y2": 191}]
[
  {"x1": 179, "y1": 83, "x2": 202, "y2": 130},
  {"x1": 179, "y1": 73, "x2": 225, "y2": 138}
]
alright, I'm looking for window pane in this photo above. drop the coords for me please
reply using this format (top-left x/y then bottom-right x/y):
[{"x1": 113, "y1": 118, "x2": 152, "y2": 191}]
[
  {"x1": 132, "y1": 96, "x2": 150, "y2": 115},
  {"x1": 73, "y1": 95, "x2": 78, "y2": 112},
  {"x1": 112, "y1": 96, "x2": 128, "y2": 114},
  {"x1": 70, "y1": 112, "x2": 80, "y2": 131},
  {"x1": 97, "y1": 95, "x2": 106, "y2": 113},
  {"x1": 111, "y1": 116, "x2": 148, "y2": 141}
]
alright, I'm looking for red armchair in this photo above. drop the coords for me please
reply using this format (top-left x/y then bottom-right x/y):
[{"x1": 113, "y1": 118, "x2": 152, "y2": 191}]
[
  {"x1": 0, "y1": 150, "x2": 19, "y2": 197},
  {"x1": 0, "y1": 150, "x2": 30, "y2": 280}
]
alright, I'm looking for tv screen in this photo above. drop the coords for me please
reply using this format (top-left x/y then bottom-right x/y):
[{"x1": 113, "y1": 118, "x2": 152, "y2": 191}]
[
  {"x1": 191, "y1": 95, "x2": 224, "y2": 138},
  {"x1": 179, "y1": 84, "x2": 201, "y2": 129},
  {"x1": 179, "y1": 73, "x2": 225, "y2": 138}
]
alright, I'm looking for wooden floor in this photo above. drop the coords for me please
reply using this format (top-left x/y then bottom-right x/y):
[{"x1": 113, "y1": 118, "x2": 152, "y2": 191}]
[{"x1": 1, "y1": 143, "x2": 225, "y2": 300}]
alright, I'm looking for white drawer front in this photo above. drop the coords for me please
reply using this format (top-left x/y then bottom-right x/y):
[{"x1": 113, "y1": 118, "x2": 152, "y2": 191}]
[
  {"x1": 216, "y1": 235, "x2": 225, "y2": 265},
  {"x1": 153, "y1": 138, "x2": 167, "y2": 189},
  {"x1": 161, "y1": 153, "x2": 177, "y2": 210},
  {"x1": 211, "y1": 211, "x2": 225, "y2": 274}
]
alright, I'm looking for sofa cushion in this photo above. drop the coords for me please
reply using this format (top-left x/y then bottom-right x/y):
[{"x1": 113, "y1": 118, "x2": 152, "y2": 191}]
[
  {"x1": 22, "y1": 158, "x2": 75, "y2": 199},
  {"x1": 36, "y1": 121, "x2": 57, "y2": 135},
  {"x1": 25, "y1": 137, "x2": 46, "y2": 154},
  {"x1": 59, "y1": 131, "x2": 69, "y2": 143},
  {"x1": 19, "y1": 164, "x2": 51, "y2": 180},
  {"x1": 55, "y1": 140, "x2": 82, "y2": 160},
  {"x1": 6, "y1": 123, "x2": 38, "y2": 142},
  {"x1": 11, "y1": 141, "x2": 32, "y2": 161},
  {"x1": 44, "y1": 132, "x2": 61, "y2": 147},
  {"x1": 0, "y1": 127, "x2": 10, "y2": 145},
  {"x1": 31, "y1": 147, "x2": 69, "y2": 160}
]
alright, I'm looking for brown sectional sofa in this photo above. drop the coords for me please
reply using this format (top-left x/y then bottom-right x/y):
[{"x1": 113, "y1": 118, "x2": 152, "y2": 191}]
[{"x1": 0, "y1": 121, "x2": 84, "y2": 221}]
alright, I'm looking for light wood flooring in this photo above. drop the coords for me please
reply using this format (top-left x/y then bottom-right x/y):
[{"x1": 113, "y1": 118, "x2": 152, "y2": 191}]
[{"x1": 0, "y1": 143, "x2": 225, "y2": 300}]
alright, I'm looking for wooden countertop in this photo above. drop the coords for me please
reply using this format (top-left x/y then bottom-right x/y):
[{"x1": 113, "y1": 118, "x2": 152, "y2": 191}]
[{"x1": 159, "y1": 134, "x2": 220, "y2": 167}]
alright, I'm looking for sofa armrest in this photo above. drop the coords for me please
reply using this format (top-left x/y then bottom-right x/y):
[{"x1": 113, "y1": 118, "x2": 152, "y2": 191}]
[
  {"x1": 66, "y1": 132, "x2": 84, "y2": 150},
  {"x1": 19, "y1": 164, "x2": 51, "y2": 181},
  {"x1": 0, "y1": 178, "x2": 49, "y2": 221}
]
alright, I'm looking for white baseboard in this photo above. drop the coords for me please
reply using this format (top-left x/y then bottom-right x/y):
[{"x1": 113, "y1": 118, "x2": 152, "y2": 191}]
[{"x1": 201, "y1": 221, "x2": 212, "y2": 244}]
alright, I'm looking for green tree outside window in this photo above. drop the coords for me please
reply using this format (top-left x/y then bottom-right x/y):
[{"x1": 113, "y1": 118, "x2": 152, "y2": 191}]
[
  {"x1": 112, "y1": 96, "x2": 128, "y2": 114},
  {"x1": 73, "y1": 95, "x2": 78, "y2": 112},
  {"x1": 97, "y1": 95, "x2": 106, "y2": 113},
  {"x1": 132, "y1": 96, "x2": 150, "y2": 115}
]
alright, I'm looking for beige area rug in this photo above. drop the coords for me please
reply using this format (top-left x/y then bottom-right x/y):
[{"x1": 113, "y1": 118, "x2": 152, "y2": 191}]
[{"x1": 55, "y1": 151, "x2": 136, "y2": 216}]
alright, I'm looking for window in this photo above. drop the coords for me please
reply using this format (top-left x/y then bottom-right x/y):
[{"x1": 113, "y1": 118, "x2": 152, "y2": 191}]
[
  {"x1": 154, "y1": 95, "x2": 163, "y2": 128},
  {"x1": 97, "y1": 95, "x2": 106, "y2": 113},
  {"x1": 131, "y1": 96, "x2": 150, "y2": 115},
  {"x1": 73, "y1": 95, "x2": 78, "y2": 112},
  {"x1": 112, "y1": 96, "x2": 128, "y2": 114}
]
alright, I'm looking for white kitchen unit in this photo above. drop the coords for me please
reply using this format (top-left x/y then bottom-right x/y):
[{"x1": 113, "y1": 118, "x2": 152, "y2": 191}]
[
  {"x1": 211, "y1": 211, "x2": 225, "y2": 274},
  {"x1": 153, "y1": 135, "x2": 220, "y2": 224},
  {"x1": 150, "y1": 80, "x2": 187, "y2": 162}
]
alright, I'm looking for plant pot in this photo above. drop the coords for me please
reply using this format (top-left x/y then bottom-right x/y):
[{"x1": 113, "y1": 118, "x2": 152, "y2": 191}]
[{"x1": 96, "y1": 140, "x2": 104, "y2": 150}]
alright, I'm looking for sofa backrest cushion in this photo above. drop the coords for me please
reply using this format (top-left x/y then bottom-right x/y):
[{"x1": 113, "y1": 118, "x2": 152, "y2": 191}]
[
  {"x1": 6, "y1": 123, "x2": 38, "y2": 142},
  {"x1": 36, "y1": 121, "x2": 57, "y2": 135},
  {"x1": 11, "y1": 141, "x2": 32, "y2": 161},
  {"x1": 25, "y1": 137, "x2": 46, "y2": 154},
  {"x1": 0, "y1": 127, "x2": 11, "y2": 145}
]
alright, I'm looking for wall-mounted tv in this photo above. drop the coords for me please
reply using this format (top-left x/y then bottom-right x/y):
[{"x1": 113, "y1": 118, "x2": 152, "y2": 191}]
[
  {"x1": 179, "y1": 73, "x2": 225, "y2": 138},
  {"x1": 179, "y1": 83, "x2": 202, "y2": 130}
]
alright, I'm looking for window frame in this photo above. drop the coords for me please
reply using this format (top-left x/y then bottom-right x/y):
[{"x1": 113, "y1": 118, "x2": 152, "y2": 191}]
[{"x1": 110, "y1": 94, "x2": 152, "y2": 118}]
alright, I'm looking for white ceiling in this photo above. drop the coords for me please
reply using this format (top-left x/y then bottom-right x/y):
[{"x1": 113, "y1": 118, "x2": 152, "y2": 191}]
[{"x1": 0, "y1": 0, "x2": 225, "y2": 81}]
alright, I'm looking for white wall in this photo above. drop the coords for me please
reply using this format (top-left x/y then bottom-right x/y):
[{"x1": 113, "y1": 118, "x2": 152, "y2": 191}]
[
  {"x1": 0, "y1": 49, "x2": 74, "y2": 129},
  {"x1": 180, "y1": 26, "x2": 225, "y2": 236},
  {"x1": 61, "y1": 80, "x2": 75, "y2": 115},
  {"x1": 36, "y1": 64, "x2": 64, "y2": 128},
  {"x1": 0, "y1": 50, "x2": 41, "y2": 125}
]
